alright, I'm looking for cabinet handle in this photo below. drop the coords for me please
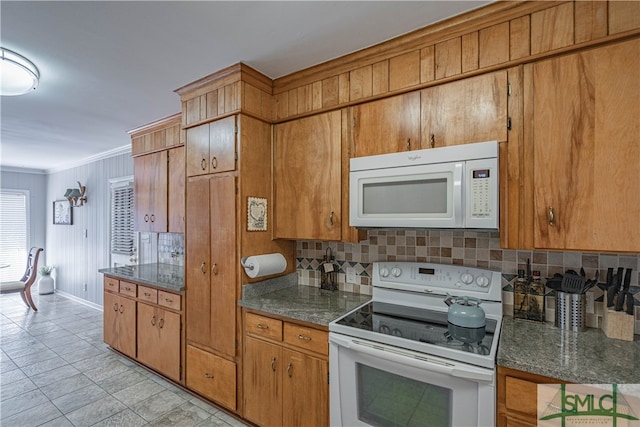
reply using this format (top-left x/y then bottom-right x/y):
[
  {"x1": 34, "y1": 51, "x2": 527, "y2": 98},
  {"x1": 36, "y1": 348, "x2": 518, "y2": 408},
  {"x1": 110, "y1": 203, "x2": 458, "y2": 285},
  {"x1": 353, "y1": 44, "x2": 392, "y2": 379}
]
[
  {"x1": 212, "y1": 264, "x2": 218, "y2": 275},
  {"x1": 430, "y1": 134, "x2": 435, "y2": 148},
  {"x1": 211, "y1": 156, "x2": 218, "y2": 169},
  {"x1": 144, "y1": 292, "x2": 151, "y2": 297},
  {"x1": 271, "y1": 357, "x2": 277, "y2": 372},
  {"x1": 406, "y1": 138, "x2": 411, "y2": 150},
  {"x1": 158, "y1": 318, "x2": 164, "y2": 329},
  {"x1": 151, "y1": 315, "x2": 156, "y2": 326},
  {"x1": 119, "y1": 304, "x2": 124, "y2": 314},
  {"x1": 144, "y1": 214, "x2": 149, "y2": 223},
  {"x1": 113, "y1": 303, "x2": 118, "y2": 312},
  {"x1": 287, "y1": 363, "x2": 293, "y2": 378},
  {"x1": 204, "y1": 373, "x2": 214, "y2": 379},
  {"x1": 548, "y1": 207, "x2": 555, "y2": 226},
  {"x1": 150, "y1": 214, "x2": 155, "y2": 223},
  {"x1": 329, "y1": 211, "x2": 335, "y2": 226},
  {"x1": 164, "y1": 298, "x2": 173, "y2": 303},
  {"x1": 256, "y1": 324, "x2": 269, "y2": 330},
  {"x1": 200, "y1": 262, "x2": 206, "y2": 274},
  {"x1": 298, "y1": 334, "x2": 311, "y2": 341},
  {"x1": 201, "y1": 158, "x2": 207, "y2": 170}
]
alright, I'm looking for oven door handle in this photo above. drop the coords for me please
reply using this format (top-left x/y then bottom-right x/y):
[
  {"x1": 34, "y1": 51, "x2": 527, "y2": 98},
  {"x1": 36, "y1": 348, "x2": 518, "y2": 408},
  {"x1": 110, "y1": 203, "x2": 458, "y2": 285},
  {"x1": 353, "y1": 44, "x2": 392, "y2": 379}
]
[{"x1": 331, "y1": 334, "x2": 493, "y2": 384}]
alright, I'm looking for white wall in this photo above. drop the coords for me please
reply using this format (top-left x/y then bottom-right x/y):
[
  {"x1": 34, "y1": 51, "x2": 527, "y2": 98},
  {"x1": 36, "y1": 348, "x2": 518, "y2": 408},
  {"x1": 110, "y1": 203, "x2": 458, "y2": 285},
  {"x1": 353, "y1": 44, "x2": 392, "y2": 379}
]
[{"x1": 46, "y1": 153, "x2": 133, "y2": 306}]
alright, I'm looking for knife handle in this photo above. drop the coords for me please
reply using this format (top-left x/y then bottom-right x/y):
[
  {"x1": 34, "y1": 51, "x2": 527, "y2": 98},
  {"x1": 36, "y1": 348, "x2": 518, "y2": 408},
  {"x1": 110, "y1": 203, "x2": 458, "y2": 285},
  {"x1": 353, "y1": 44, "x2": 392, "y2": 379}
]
[
  {"x1": 615, "y1": 291, "x2": 625, "y2": 311},
  {"x1": 626, "y1": 292, "x2": 635, "y2": 315},
  {"x1": 607, "y1": 275, "x2": 618, "y2": 308}
]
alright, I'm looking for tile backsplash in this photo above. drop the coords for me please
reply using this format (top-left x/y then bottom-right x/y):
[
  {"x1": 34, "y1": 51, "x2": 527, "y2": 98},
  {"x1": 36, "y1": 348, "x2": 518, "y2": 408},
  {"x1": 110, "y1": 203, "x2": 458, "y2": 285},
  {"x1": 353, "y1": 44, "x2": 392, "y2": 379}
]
[
  {"x1": 296, "y1": 229, "x2": 640, "y2": 331},
  {"x1": 158, "y1": 233, "x2": 184, "y2": 266}
]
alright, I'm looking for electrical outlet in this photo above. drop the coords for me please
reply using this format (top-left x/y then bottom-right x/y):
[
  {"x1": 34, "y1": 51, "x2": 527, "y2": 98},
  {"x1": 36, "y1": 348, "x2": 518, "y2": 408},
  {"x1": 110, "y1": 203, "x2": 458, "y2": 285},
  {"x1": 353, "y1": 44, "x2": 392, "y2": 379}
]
[
  {"x1": 346, "y1": 267, "x2": 357, "y2": 284},
  {"x1": 83, "y1": 283, "x2": 87, "y2": 292}
]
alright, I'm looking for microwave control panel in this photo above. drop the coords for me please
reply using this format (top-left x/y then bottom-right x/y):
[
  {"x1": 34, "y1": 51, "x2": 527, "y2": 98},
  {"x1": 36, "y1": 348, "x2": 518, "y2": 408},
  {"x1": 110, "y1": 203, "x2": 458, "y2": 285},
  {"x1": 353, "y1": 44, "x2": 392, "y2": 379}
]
[{"x1": 465, "y1": 158, "x2": 498, "y2": 229}]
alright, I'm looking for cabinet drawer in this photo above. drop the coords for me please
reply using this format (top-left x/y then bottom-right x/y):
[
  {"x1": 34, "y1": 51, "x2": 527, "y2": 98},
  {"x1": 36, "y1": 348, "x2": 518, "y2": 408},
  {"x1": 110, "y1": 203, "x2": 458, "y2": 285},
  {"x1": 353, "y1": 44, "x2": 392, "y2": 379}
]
[
  {"x1": 283, "y1": 323, "x2": 328, "y2": 356},
  {"x1": 186, "y1": 345, "x2": 236, "y2": 410},
  {"x1": 245, "y1": 312, "x2": 283, "y2": 341},
  {"x1": 119, "y1": 281, "x2": 137, "y2": 297},
  {"x1": 138, "y1": 286, "x2": 158, "y2": 304},
  {"x1": 104, "y1": 277, "x2": 119, "y2": 293},
  {"x1": 158, "y1": 290, "x2": 181, "y2": 310},
  {"x1": 505, "y1": 376, "x2": 538, "y2": 416}
]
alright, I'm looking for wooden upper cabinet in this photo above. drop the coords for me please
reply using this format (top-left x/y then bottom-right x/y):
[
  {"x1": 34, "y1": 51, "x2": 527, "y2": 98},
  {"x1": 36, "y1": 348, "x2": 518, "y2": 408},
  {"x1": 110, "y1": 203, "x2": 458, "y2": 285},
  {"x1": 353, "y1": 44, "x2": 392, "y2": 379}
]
[
  {"x1": 168, "y1": 146, "x2": 185, "y2": 233},
  {"x1": 527, "y1": 39, "x2": 640, "y2": 252},
  {"x1": 186, "y1": 116, "x2": 236, "y2": 177},
  {"x1": 351, "y1": 92, "x2": 421, "y2": 157},
  {"x1": 134, "y1": 150, "x2": 168, "y2": 232},
  {"x1": 274, "y1": 111, "x2": 342, "y2": 241},
  {"x1": 421, "y1": 70, "x2": 508, "y2": 148}
]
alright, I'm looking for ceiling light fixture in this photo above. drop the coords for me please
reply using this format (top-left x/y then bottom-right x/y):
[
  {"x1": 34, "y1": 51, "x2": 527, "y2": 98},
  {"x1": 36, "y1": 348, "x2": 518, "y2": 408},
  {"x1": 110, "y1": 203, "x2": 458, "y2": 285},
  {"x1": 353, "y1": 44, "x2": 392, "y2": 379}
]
[{"x1": 0, "y1": 47, "x2": 40, "y2": 96}]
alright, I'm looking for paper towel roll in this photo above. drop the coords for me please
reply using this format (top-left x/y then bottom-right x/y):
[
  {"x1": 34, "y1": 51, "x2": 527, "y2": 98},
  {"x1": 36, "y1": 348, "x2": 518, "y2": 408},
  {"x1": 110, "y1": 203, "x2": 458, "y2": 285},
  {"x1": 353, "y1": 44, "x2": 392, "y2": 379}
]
[{"x1": 242, "y1": 253, "x2": 287, "y2": 279}]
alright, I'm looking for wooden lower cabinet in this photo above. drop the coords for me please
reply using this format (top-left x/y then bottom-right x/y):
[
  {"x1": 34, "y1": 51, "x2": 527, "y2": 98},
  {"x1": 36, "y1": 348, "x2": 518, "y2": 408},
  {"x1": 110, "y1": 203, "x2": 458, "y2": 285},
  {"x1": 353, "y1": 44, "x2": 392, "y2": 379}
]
[
  {"x1": 186, "y1": 345, "x2": 236, "y2": 411},
  {"x1": 243, "y1": 311, "x2": 329, "y2": 427},
  {"x1": 137, "y1": 302, "x2": 181, "y2": 382},
  {"x1": 103, "y1": 289, "x2": 136, "y2": 359},
  {"x1": 497, "y1": 366, "x2": 564, "y2": 427}
]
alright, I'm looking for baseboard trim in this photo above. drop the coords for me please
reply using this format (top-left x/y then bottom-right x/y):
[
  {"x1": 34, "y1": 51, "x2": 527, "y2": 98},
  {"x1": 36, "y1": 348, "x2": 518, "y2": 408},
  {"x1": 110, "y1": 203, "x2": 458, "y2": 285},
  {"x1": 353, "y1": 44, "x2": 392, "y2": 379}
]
[{"x1": 55, "y1": 290, "x2": 103, "y2": 312}]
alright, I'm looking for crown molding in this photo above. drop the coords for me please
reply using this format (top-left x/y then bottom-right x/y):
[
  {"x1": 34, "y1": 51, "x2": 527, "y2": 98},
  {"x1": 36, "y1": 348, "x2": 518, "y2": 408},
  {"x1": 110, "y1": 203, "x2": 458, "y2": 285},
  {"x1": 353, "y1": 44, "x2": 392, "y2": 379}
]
[
  {"x1": 46, "y1": 145, "x2": 131, "y2": 174},
  {"x1": 0, "y1": 165, "x2": 47, "y2": 175}
]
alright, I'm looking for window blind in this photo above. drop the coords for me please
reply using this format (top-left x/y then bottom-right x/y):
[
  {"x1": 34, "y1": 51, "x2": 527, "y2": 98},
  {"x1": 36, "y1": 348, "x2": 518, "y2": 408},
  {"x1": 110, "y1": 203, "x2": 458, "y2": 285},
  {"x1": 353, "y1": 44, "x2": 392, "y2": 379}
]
[
  {"x1": 111, "y1": 183, "x2": 134, "y2": 255},
  {"x1": 0, "y1": 191, "x2": 28, "y2": 281}
]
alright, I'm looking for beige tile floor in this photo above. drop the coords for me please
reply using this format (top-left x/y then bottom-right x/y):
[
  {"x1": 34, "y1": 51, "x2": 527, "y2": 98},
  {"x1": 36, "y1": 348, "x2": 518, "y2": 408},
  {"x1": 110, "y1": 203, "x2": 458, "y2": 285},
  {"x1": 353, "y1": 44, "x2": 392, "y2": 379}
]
[{"x1": 0, "y1": 292, "x2": 249, "y2": 427}]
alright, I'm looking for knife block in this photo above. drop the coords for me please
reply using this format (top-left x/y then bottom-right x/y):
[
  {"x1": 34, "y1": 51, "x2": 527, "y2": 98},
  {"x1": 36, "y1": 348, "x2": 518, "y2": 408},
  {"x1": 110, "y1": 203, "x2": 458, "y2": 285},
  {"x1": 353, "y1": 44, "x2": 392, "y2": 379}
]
[{"x1": 602, "y1": 303, "x2": 634, "y2": 341}]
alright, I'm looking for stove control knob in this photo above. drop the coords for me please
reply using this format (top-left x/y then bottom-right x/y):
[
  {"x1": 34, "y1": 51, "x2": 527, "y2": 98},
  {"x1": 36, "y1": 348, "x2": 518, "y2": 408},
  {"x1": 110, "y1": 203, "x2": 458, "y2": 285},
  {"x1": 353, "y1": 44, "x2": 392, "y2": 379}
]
[
  {"x1": 460, "y1": 273, "x2": 474, "y2": 285},
  {"x1": 476, "y1": 275, "x2": 490, "y2": 288},
  {"x1": 379, "y1": 267, "x2": 390, "y2": 278},
  {"x1": 391, "y1": 267, "x2": 402, "y2": 278}
]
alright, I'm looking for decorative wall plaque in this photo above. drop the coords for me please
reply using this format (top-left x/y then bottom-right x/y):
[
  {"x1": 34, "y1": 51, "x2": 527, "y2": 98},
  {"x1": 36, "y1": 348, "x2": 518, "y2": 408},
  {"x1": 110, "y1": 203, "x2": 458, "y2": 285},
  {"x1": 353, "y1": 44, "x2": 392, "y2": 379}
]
[{"x1": 247, "y1": 197, "x2": 267, "y2": 231}]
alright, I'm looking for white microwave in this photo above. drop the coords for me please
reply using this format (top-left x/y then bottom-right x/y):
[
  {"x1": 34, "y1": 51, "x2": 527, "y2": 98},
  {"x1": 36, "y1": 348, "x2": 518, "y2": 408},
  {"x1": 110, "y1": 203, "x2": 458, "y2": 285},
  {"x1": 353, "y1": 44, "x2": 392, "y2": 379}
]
[{"x1": 349, "y1": 141, "x2": 498, "y2": 229}]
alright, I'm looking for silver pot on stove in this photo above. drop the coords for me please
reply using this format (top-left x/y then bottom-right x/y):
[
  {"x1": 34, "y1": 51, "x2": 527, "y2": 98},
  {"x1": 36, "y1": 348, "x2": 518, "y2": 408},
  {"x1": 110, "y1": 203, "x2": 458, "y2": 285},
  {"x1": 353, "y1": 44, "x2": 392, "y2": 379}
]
[{"x1": 444, "y1": 294, "x2": 486, "y2": 328}]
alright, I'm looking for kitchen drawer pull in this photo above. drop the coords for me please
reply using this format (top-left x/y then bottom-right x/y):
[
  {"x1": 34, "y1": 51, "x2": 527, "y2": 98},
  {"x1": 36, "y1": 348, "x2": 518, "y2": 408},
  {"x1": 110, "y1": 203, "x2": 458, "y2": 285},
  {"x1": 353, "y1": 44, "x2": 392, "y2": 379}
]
[
  {"x1": 287, "y1": 363, "x2": 293, "y2": 378},
  {"x1": 256, "y1": 324, "x2": 269, "y2": 330},
  {"x1": 158, "y1": 318, "x2": 164, "y2": 329},
  {"x1": 329, "y1": 211, "x2": 335, "y2": 226},
  {"x1": 406, "y1": 138, "x2": 411, "y2": 150},
  {"x1": 119, "y1": 304, "x2": 124, "y2": 314},
  {"x1": 150, "y1": 214, "x2": 155, "y2": 223},
  {"x1": 144, "y1": 292, "x2": 151, "y2": 297},
  {"x1": 201, "y1": 158, "x2": 207, "y2": 170},
  {"x1": 212, "y1": 264, "x2": 218, "y2": 275},
  {"x1": 271, "y1": 357, "x2": 277, "y2": 372},
  {"x1": 430, "y1": 133, "x2": 435, "y2": 148},
  {"x1": 298, "y1": 334, "x2": 312, "y2": 341},
  {"x1": 144, "y1": 214, "x2": 149, "y2": 223},
  {"x1": 204, "y1": 373, "x2": 214, "y2": 379},
  {"x1": 151, "y1": 315, "x2": 156, "y2": 326},
  {"x1": 548, "y1": 206, "x2": 555, "y2": 226},
  {"x1": 113, "y1": 303, "x2": 118, "y2": 312},
  {"x1": 164, "y1": 298, "x2": 173, "y2": 303},
  {"x1": 200, "y1": 262, "x2": 206, "y2": 274},
  {"x1": 211, "y1": 156, "x2": 218, "y2": 169}
]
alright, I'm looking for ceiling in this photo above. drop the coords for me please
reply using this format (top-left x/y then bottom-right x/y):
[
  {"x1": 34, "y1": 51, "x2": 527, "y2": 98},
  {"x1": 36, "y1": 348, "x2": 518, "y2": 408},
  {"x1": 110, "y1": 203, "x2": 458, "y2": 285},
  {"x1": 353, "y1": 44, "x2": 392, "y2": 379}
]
[{"x1": 1, "y1": 1, "x2": 491, "y2": 173}]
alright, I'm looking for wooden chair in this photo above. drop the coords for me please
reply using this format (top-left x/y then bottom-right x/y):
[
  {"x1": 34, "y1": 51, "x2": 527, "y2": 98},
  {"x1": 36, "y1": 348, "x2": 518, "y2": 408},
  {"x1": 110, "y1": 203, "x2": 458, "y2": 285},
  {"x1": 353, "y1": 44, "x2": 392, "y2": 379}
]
[{"x1": 0, "y1": 247, "x2": 44, "y2": 311}]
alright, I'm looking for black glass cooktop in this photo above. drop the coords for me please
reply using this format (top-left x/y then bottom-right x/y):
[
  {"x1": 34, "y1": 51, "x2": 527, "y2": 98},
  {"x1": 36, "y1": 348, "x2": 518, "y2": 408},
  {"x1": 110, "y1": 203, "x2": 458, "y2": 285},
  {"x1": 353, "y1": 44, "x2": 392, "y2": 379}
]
[{"x1": 335, "y1": 301, "x2": 497, "y2": 355}]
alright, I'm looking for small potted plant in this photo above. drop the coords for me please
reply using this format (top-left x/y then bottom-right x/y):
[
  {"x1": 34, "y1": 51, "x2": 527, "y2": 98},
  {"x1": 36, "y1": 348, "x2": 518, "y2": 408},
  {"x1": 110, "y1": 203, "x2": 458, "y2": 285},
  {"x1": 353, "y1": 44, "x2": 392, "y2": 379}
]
[{"x1": 38, "y1": 265, "x2": 55, "y2": 295}]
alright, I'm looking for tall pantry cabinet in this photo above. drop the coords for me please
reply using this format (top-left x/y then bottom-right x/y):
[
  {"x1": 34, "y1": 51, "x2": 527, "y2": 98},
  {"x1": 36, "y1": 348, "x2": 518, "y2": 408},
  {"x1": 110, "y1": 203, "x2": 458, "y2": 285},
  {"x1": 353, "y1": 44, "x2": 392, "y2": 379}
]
[{"x1": 175, "y1": 64, "x2": 295, "y2": 413}]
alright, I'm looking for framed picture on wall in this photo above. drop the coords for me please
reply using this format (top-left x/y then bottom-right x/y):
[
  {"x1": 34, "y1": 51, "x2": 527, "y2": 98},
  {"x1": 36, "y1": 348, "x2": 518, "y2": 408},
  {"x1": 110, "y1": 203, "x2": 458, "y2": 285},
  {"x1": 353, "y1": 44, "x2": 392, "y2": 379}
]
[{"x1": 53, "y1": 200, "x2": 72, "y2": 225}]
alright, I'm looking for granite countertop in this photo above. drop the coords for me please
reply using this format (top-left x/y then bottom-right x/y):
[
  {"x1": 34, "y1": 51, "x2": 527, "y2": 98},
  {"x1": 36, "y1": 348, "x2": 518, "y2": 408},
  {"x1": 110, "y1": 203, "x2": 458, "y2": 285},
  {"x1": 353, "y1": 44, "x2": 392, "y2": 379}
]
[
  {"x1": 238, "y1": 273, "x2": 371, "y2": 327},
  {"x1": 498, "y1": 316, "x2": 640, "y2": 384},
  {"x1": 98, "y1": 263, "x2": 184, "y2": 293}
]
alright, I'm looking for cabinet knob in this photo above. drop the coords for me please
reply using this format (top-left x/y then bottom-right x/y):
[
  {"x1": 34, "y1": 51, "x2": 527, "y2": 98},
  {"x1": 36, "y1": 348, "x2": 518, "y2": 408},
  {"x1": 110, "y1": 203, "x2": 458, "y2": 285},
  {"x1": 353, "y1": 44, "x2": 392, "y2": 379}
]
[
  {"x1": 201, "y1": 158, "x2": 207, "y2": 170},
  {"x1": 211, "y1": 156, "x2": 218, "y2": 169},
  {"x1": 548, "y1": 207, "x2": 555, "y2": 226}
]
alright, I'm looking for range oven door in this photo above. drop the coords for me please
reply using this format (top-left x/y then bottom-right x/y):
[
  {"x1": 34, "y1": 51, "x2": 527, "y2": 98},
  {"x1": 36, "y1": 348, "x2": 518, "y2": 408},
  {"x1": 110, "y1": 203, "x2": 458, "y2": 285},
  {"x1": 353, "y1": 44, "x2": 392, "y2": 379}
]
[{"x1": 329, "y1": 333, "x2": 495, "y2": 427}]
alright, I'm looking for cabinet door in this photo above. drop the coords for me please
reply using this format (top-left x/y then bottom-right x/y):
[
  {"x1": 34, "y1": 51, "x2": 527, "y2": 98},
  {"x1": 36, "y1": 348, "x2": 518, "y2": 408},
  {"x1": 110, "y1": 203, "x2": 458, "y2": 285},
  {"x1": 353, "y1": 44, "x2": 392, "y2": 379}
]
[
  {"x1": 104, "y1": 292, "x2": 136, "y2": 358},
  {"x1": 274, "y1": 111, "x2": 342, "y2": 241},
  {"x1": 352, "y1": 92, "x2": 421, "y2": 157},
  {"x1": 137, "y1": 303, "x2": 181, "y2": 382},
  {"x1": 186, "y1": 345, "x2": 236, "y2": 411},
  {"x1": 133, "y1": 155, "x2": 150, "y2": 231},
  {"x1": 209, "y1": 174, "x2": 237, "y2": 357},
  {"x1": 168, "y1": 146, "x2": 185, "y2": 233},
  {"x1": 209, "y1": 116, "x2": 236, "y2": 174},
  {"x1": 243, "y1": 337, "x2": 282, "y2": 426},
  {"x1": 186, "y1": 124, "x2": 210, "y2": 177},
  {"x1": 134, "y1": 151, "x2": 168, "y2": 232},
  {"x1": 421, "y1": 70, "x2": 508, "y2": 147},
  {"x1": 530, "y1": 39, "x2": 640, "y2": 252},
  {"x1": 282, "y1": 349, "x2": 329, "y2": 427},
  {"x1": 186, "y1": 177, "x2": 211, "y2": 346},
  {"x1": 103, "y1": 291, "x2": 119, "y2": 350}
]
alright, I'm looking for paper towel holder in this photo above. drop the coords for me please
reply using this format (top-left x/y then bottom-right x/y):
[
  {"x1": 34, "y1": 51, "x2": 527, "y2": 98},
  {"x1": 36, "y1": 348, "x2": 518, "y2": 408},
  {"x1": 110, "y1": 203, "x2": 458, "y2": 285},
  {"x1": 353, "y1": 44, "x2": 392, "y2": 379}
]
[{"x1": 240, "y1": 257, "x2": 254, "y2": 270}]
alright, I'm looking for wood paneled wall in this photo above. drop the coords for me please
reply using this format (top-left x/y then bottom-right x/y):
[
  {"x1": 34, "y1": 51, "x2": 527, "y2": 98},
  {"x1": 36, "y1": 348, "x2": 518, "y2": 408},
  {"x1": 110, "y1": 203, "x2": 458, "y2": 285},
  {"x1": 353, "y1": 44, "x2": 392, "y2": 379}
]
[
  {"x1": 271, "y1": 0, "x2": 640, "y2": 122},
  {"x1": 46, "y1": 153, "x2": 133, "y2": 306}
]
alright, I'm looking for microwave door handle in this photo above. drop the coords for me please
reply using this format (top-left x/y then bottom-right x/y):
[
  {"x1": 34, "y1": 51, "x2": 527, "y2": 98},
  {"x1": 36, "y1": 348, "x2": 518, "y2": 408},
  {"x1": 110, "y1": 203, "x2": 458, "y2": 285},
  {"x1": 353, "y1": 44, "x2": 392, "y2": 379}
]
[{"x1": 453, "y1": 163, "x2": 464, "y2": 227}]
